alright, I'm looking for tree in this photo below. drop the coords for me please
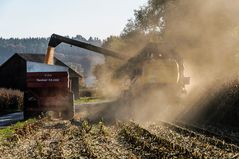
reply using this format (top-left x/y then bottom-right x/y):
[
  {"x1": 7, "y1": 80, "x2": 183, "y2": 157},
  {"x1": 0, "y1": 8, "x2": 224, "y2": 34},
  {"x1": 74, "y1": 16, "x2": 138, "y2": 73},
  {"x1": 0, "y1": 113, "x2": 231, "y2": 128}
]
[
  {"x1": 100, "y1": 0, "x2": 173, "y2": 69},
  {"x1": 122, "y1": 0, "x2": 173, "y2": 36}
]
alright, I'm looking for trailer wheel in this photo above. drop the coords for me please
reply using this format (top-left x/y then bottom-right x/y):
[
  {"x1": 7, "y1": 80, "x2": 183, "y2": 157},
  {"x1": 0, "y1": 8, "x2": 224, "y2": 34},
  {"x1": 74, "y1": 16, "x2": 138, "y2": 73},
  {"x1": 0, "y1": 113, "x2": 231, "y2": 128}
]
[
  {"x1": 24, "y1": 111, "x2": 42, "y2": 119},
  {"x1": 62, "y1": 105, "x2": 74, "y2": 120},
  {"x1": 24, "y1": 111, "x2": 32, "y2": 119}
]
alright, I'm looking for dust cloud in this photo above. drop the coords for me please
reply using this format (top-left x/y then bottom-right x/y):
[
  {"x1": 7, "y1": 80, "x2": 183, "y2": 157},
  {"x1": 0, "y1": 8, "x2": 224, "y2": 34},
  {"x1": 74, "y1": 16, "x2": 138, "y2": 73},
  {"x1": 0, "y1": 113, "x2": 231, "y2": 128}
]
[
  {"x1": 161, "y1": 0, "x2": 239, "y2": 121},
  {"x1": 164, "y1": 0, "x2": 239, "y2": 86},
  {"x1": 90, "y1": 0, "x2": 239, "y2": 124}
]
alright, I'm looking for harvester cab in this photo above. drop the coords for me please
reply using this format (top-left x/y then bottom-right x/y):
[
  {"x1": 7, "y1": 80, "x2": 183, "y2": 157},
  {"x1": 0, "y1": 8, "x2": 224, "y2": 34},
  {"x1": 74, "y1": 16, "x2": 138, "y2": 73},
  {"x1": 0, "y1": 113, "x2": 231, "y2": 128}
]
[{"x1": 114, "y1": 43, "x2": 190, "y2": 97}]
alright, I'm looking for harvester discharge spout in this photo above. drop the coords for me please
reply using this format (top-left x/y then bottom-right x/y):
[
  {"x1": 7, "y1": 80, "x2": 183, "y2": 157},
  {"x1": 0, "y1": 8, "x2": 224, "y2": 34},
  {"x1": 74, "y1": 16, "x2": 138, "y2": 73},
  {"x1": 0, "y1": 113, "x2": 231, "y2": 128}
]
[{"x1": 44, "y1": 33, "x2": 126, "y2": 65}]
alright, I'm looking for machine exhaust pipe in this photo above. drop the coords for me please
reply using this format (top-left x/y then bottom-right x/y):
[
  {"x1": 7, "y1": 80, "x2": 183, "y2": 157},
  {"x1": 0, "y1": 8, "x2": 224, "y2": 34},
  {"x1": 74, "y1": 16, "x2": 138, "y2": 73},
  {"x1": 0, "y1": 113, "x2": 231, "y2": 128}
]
[{"x1": 44, "y1": 46, "x2": 55, "y2": 65}]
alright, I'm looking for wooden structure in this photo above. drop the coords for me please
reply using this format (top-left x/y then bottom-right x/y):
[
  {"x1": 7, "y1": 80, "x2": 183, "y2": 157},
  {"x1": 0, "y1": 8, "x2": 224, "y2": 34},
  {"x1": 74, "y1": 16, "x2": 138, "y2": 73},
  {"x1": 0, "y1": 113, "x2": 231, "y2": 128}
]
[
  {"x1": 24, "y1": 63, "x2": 74, "y2": 119},
  {"x1": 0, "y1": 53, "x2": 83, "y2": 98}
]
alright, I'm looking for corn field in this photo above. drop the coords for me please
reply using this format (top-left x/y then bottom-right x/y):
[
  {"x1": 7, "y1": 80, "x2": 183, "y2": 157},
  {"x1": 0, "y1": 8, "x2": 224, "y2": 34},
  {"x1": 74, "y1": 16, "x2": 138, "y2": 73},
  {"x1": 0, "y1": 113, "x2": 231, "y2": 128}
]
[{"x1": 0, "y1": 117, "x2": 238, "y2": 159}]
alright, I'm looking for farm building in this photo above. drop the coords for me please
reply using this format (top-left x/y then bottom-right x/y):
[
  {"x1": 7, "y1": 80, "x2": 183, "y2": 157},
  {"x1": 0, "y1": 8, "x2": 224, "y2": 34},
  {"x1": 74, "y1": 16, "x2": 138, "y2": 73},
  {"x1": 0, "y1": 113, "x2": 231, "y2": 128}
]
[{"x1": 0, "y1": 53, "x2": 83, "y2": 98}]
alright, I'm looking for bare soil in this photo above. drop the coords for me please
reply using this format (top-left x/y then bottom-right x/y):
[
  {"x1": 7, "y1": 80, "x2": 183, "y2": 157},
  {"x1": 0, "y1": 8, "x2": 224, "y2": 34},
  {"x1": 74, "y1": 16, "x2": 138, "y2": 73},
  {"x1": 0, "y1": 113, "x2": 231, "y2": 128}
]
[{"x1": 0, "y1": 116, "x2": 238, "y2": 159}]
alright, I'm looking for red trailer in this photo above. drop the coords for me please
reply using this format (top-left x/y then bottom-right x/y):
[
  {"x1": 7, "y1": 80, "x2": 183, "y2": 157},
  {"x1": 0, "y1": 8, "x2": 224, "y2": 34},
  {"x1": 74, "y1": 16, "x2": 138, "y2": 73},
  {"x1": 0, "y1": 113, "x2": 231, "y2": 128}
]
[{"x1": 24, "y1": 62, "x2": 74, "y2": 119}]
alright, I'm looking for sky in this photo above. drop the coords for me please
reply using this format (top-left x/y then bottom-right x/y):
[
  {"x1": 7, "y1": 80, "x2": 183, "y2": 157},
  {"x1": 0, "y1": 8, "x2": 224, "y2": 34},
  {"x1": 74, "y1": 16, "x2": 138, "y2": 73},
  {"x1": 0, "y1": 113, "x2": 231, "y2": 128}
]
[{"x1": 0, "y1": 0, "x2": 147, "y2": 40}]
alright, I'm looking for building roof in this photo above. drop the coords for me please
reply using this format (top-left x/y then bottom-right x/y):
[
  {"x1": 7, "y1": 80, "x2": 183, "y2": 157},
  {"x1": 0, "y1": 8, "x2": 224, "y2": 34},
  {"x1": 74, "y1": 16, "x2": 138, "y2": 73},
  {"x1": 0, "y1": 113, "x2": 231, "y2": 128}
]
[
  {"x1": 16, "y1": 53, "x2": 83, "y2": 78},
  {"x1": 27, "y1": 61, "x2": 68, "y2": 73}
]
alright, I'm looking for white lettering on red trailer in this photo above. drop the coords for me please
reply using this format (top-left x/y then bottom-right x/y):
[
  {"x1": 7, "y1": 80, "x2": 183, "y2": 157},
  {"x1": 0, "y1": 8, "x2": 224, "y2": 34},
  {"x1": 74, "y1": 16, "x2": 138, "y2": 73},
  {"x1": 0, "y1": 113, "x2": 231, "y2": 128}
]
[
  {"x1": 44, "y1": 74, "x2": 53, "y2": 77},
  {"x1": 36, "y1": 79, "x2": 60, "y2": 82}
]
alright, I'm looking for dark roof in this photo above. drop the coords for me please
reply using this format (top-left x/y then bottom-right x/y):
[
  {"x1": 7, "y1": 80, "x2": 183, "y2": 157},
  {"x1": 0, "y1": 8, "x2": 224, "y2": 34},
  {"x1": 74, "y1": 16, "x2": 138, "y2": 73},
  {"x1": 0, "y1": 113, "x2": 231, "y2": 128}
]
[
  {"x1": 16, "y1": 53, "x2": 83, "y2": 78},
  {"x1": 17, "y1": 53, "x2": 45, "y2": 63}
]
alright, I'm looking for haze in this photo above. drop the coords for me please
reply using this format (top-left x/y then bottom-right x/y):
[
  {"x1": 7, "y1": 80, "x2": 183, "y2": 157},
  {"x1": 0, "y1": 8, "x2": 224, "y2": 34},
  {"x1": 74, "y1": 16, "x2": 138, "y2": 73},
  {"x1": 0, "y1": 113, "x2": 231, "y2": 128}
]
[{"x1": 0, "y1": 0, "x2": 147, "y2": 39}]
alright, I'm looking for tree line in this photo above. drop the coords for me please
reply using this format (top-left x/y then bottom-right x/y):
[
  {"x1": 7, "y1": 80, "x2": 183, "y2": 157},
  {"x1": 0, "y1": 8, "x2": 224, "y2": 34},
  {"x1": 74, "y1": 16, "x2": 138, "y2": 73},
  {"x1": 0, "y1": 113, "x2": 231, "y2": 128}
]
[{"x1": 0, "y1": 35, "x2": 104, "y2": 82}]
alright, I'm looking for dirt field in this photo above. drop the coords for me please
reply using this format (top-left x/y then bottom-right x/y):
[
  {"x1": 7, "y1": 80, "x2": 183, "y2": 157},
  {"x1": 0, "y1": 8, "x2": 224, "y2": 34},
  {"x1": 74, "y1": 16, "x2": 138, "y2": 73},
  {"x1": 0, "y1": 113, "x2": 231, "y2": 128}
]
[{"x1": 0, "y1": 116, "x2": 238, "y2": 159}]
